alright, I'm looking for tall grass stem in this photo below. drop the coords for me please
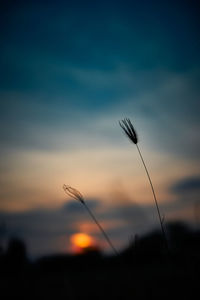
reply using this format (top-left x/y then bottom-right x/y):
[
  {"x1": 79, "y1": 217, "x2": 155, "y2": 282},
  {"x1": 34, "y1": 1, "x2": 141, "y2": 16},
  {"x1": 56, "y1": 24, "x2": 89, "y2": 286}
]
[
  {"x1": 63, "y1": 184, "x2": 118, "y2": 256},
  {"x1": 119, "y1": 118, "x2": 169, "y2": 254},
  {"x1": 83, "y1": 202, "x2": 118, "y2": 256},
  {"x1": 136, "y1": 144, "x2": 169, "y2": 253}
]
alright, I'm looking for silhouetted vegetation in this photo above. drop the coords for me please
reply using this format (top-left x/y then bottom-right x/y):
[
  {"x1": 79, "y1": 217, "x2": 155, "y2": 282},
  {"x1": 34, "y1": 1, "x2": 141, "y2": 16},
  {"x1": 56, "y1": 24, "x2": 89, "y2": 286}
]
[
  {"x1": 0, "y1": 221, "x2": 199, "y2": 299},
  {"x1": 119, "y1": 118, "x2": 169, "y2": 253},
  {"x1": 63, "y1": 184, "x2": 118, "y2": 255}
]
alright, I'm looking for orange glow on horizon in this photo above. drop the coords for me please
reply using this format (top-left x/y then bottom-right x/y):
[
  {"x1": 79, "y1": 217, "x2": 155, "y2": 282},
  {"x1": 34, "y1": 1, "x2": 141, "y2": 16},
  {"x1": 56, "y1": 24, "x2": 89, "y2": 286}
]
[{"x1": 70, "y1": 233, "x2": 95, "y2": 253}]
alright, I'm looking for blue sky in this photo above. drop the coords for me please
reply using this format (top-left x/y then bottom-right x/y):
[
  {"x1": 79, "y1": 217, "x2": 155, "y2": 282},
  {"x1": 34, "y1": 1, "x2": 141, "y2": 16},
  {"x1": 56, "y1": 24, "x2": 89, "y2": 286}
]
[{"x1": 0, "y1": 0, "x2": 200, "y2": 257}]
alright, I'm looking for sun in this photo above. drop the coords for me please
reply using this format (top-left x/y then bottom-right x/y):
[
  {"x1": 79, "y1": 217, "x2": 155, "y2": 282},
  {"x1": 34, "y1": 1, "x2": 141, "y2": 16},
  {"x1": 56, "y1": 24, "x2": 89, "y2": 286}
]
[{"x1": 70, "y1": 233, "x2": 95, "y2": 253}]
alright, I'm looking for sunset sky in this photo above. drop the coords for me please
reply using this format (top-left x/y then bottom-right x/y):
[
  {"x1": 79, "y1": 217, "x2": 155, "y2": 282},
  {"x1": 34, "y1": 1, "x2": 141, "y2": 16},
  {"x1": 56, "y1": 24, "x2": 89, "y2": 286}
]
[{"x1": 0, "y1": 0, "x2": 200, "y2": 258}]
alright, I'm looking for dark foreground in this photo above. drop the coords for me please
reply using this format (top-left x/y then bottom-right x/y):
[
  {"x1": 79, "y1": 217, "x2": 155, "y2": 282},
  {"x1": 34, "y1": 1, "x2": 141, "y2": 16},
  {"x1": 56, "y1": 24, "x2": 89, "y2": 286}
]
[{"x1": 1, "y1": 222, "x2": 200, "y2": 300}]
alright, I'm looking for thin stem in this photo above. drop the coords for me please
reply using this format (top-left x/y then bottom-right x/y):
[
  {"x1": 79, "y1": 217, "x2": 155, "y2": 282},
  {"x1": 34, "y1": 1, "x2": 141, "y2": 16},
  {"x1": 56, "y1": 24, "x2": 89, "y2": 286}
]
[
  {"x1": 83, "y1": 202, "x2": 118, "y2": 256},
  {"x1": 136, "y1": 144, "x2": 169, "y2": 253}
]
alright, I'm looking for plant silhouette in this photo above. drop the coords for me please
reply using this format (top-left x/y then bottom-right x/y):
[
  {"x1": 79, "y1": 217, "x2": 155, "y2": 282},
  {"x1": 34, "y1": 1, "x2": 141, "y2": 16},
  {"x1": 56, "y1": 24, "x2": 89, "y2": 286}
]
[
  {"x1": 119, "y1": 118, "x2": 169, "y2": 253},
  {"x1": 63, "y1": 184, "x2": 118, "y2": 255}
]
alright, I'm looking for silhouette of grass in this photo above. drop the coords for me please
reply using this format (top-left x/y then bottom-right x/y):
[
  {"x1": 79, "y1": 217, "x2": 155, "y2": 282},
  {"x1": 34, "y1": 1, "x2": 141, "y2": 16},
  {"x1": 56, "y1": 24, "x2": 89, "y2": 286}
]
[
  {"x1": 119, "y1": 118, "x2": 169, "y2": 253},
  {"x1": 63, "y1": 184, "x2": 118, "y2": 255}
]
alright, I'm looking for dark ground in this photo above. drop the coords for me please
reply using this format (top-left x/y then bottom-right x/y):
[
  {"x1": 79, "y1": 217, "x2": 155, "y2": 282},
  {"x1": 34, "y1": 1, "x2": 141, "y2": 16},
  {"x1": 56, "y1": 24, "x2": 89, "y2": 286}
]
[{"x1": 1, "y1": 222, "x2": 200, "y2": 300}]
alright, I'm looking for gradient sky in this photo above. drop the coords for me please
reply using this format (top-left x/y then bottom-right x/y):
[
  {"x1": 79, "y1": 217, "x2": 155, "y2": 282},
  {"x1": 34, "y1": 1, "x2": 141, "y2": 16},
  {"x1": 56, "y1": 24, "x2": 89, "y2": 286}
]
[{"x1": 0, "y1": 0, "x2": 200, "y2": 258}]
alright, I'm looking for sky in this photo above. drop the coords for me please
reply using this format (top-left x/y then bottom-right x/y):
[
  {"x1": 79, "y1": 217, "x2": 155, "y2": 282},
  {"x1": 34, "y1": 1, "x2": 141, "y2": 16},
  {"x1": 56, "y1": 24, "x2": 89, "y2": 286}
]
[{"x1": 0, "y1": 0, "x2": 200, "y2": 258}]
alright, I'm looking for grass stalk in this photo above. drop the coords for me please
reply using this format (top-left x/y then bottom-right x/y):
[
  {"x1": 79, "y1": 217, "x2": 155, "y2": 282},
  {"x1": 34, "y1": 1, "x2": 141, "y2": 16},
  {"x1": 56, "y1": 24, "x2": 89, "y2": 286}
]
[
  {"x1": 136, "y1": 143, "x2": 169, "y2": 253},
  {"x1": 63, "y1": 184, "x2": 118, "y2": 255},
  {"x1": 119, "y1": 118, "x2": 169, "y2": 254}
]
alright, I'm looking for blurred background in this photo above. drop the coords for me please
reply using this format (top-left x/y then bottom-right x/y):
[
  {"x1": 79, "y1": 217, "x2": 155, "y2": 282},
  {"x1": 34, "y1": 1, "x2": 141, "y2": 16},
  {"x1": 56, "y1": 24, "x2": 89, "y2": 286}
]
[{"x1": 0, "y1": 0, "x2": 200, "y2": 259}]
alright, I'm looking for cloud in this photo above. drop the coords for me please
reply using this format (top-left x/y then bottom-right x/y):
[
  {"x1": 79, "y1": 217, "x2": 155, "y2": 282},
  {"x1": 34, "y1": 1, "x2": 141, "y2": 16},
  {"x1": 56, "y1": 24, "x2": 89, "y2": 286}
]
[
  {"x1": 1, "y1": 177, "x2": 198, "y2": 258},
  {"x1": 160, "y1": 175, "x2": 200, "y2": 223},
  {"x1": 61, "y1": 198, "x2": 100, "y2": 214},
  {"x1": 0, "y1": 197, "x2": 157, "y2": 258},
  {"x1": 171, "y1": 176, "x2": 200, "y2": 195},
  {"x1": 0, "y1": 203, "x2": 95, "y2": 257},
  {"x1": 1, "y1": 67, "x2": 199, "y2": 158}
]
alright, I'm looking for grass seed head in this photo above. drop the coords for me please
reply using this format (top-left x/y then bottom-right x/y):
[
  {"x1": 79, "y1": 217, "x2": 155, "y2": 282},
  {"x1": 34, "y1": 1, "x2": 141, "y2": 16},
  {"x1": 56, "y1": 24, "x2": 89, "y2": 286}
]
[
  {"x1": 119, "y1": 118, "x2": 138, "y2": 144},
  {"x1": 63, "y1": 184, "x2": 84, "y2": 204}
]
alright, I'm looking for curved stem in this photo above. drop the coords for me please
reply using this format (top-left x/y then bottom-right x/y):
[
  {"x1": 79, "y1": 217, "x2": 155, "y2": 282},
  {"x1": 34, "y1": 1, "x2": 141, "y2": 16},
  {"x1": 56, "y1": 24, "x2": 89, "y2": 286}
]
[
  {"x1": 83, "y1": 202, "x2": 118, "y2": 256},
  {"x1": 136, "y1": 144, "x2": 169, "y2": 253}
]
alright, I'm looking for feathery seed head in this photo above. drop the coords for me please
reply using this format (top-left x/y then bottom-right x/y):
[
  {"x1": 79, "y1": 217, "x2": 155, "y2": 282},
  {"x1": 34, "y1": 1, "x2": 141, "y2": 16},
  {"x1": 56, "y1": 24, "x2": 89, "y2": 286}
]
[
  {"x1": 119, "y1": 118, "x2": 138, "y2": 144},
  {"x1": 63, "y1": 184, "x2": 84, "y2": 204}
]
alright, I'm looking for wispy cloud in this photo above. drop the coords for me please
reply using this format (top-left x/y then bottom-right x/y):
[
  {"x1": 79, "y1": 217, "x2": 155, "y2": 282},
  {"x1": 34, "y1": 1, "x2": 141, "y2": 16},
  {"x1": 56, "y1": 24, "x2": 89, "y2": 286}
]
[{"x1": 171, "y1": 175, "x2": 200, "y2": 195}]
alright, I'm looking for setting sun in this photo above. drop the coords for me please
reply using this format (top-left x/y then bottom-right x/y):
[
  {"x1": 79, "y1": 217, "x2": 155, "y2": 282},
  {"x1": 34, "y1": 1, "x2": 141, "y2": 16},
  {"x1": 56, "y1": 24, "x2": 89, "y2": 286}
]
[{"x1": 70, "y1": 233, "x2": 94, "y2": 251}]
